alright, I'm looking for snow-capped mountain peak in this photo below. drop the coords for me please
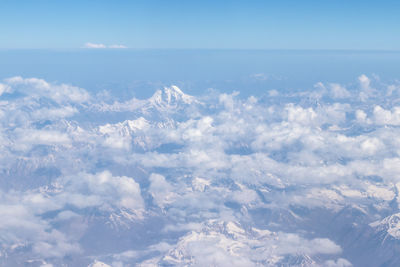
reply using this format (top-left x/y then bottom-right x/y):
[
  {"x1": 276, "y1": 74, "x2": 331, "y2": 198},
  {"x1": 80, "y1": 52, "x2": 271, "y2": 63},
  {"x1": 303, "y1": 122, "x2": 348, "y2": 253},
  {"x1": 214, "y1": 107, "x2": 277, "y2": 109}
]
[
  {"x1": 370, "y1": 213, "x2": 400, "y2": 239},
  {"x1": 148, "y1": 85, "x2": 195, "y2": 108},
  {"x1": 98, "y1": 117, "x2": 149, "y2": 136}
]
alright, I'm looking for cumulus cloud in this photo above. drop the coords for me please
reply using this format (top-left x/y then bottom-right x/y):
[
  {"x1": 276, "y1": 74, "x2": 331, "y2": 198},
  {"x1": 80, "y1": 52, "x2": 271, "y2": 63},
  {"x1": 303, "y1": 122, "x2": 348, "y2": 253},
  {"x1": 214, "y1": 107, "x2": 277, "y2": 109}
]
[
  {"x1": 154, "y1": 220, "x2": 344, "y2": 266},
  {"x1": 373, "y1": 105, "x2": 400, "y2": 125},
  {"x1": 325, "y1": 258, "x2": 353, "y2": 267},
  {"x1": 0, "y1": 83, "x2": 11, "y2": 95},
  {"x1": 149, "y1": 173, "x2": 175, "y2": 208},
  {"x1": 0, "y1": 170, "x2": 144, "y2": 260},
  {"x1": 330, "y1": 83, "x2": 351, "y2": 99},
  {"x1": 64, "y1": 171, "x2": 145, "y2": 210},
  {"x1": 4, "y1": 76, "x2": 90, "y2": 103},
  {"x1": 0, "y1": 198, "x2": 82, "y2": 258},
  {"x1": 359, "y1": 74, "x2": 371, "y2": 90},
  {"x1": 358, "y1": 74, "x2": 378, "y2": 101}
]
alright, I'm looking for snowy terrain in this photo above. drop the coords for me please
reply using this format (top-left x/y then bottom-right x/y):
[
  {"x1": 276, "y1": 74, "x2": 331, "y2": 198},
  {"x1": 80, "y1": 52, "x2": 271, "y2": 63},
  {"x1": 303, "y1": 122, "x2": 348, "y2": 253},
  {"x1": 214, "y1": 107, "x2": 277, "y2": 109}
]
[{"x1": 1, "y1": 75, "x2": 400, "y2": 266}]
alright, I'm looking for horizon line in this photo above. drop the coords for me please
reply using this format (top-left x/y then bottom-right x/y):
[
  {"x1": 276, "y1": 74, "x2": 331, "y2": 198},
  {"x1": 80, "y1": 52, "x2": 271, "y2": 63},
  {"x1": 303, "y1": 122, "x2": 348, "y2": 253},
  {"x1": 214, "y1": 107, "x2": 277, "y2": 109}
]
[{"x1": 1, "y1": 48, "x2": 400, "y2": 53}]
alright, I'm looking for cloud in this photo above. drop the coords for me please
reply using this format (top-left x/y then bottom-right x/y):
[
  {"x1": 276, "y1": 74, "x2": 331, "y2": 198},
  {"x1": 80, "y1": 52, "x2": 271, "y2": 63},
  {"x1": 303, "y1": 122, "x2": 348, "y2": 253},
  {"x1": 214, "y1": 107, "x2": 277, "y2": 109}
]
[
  {"x1": 66, "y1": 171, "x2": 144, "y2": 210},
  {"x1": 250, "y1": 73, "x2": 268, "y2": 81},
  {"x1": 0, "y1": 83, "x2": 11, "y2": 96},
  {"x1": 325, "y1": 258, "x2": 353, "y2": 267},
  {"x1": 155, "y1": 220, "x2": 344, "y2": 266},
  {"x1": 148, "y1": 173, "x2": 176, "y2": 208},
  {"x1": 84, "y1": 43, "x2": 128, "y2": 49},
  {"x1": 358, "y1": 74, "x2": 377, "y2": 101},
  {"x1": 15, "y1": 129, "x2": 71, "y2": 149},
  {"x1": 0, "y1": 170, "x2": 144, "y2": 260},
  {"x1": 4, "y1": 76, "x2": 90, "y2": 103},
  {"x1": 1, "y1": 75, "x2": 400, "y2": 265},
  {"x1": 359, "y1": 74, "x2": 371, "y2": 90},
  {"x1": 84, "y1": 42, "x2": 107, "y2": 48},
  {"x1": 0, "y1": 199, "x2": 82, "y2": 258},
  {"x1": 32, "y1": 106, "x2": 78, "y2": 120},
  {"x1": 330, "y1": 83, "x2": 351, "y2": 99},
  {"x1": 109, "y1": 44, "x2": 128, "y2": 49},
  {"x1": 373, "y1": 105, "x2": 400, "y2": 125}
]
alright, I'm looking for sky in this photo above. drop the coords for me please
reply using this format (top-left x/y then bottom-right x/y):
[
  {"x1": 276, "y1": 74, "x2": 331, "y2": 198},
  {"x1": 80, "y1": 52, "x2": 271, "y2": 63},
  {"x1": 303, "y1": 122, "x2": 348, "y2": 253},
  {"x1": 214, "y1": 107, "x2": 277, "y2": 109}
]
[{"x1": 1, "y1": 0, "x2": 400, "y2": 50}]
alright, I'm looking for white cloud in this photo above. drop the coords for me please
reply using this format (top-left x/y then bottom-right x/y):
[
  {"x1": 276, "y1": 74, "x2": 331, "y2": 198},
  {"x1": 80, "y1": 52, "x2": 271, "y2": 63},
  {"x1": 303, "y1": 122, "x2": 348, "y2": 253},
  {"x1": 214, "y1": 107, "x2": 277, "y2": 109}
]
[
  {"x1": 149, "y1": 173, "x2": 175, "y2": 208},
  {"x1": 268, "y1": 89, "x2": 279, "y2": 96},
  {"x1": 373, "y1": 105, "x2": 400, "y2": 125},
  {"x1": 355, "y1": 109, "x2": 368, "y2": 123},
  {"x1": 84, "y1": 42, "x2": 107, "y2": 48},
  {"x1": 286, "y1": 104, "x2": 317, "y2": 125},
  {"x1": 32, "y1": 106, "x2": 78, "y2": 120},
  {"x1": 250, "y1": 73, "x2": 268, "y2": 81},
  {"x1": 325, "y1": 258, "x2": 353, "y2": 267},
  {"x1": 358, "y1": 74, "x2": 377, "y2": 101},
  {"x1": 330, "y1": 83, "x2": 351, "y2": 99},
  {"x1": 109, "y1": 44, "x2": 128, "y2": 49},
  {"x1": 59, "y1": 171, "x2": 144, "y2": 211},
  {"x1": 84, "y1": 43, "x2": 128, "y2": 49},
  {"x1": 4, "y1": 76, "x2": 90, "y2": 103},
  {"x1": 155, "y1": 220, "x2": 343, "y2": 266},
  {"x1": 0, "y1": 83, "x2": 11, "y2": 95},
  {"x1": 359, "y1": 74, "x2": 371, "y2": 90},
  {"x1": 0, "y1": 171, "x2": 144, "y2": 260},
  {"x1": 0, "y1": 201, "x2": 82, "y2": 258},
  {"x1": 89, "y1": 261, "x2": 112, "y2": 267},
  {"x1": 16, "y1": 129, "x2": 71, "y2": 149}
]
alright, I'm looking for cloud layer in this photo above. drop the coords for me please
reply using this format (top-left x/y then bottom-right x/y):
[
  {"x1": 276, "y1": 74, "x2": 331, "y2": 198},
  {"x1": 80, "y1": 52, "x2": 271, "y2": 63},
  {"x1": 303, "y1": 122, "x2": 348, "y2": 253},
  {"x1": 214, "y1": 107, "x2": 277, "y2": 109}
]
[{"x1": 1, "y1": 75, "x2": 400, "y2": 265}]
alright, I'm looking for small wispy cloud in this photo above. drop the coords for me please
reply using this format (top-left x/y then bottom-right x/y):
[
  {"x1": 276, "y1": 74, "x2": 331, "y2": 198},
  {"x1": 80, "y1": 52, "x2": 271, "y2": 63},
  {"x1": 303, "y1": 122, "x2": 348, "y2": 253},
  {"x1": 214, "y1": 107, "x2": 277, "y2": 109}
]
[
  {"x1": 84, "y1": 42, "x2": 127, "y2": 49},
  {"x1": 84, "y1": 42, "x2": 107, "y2": 49},
  {"x1": 109, "y1": 44, "x2": 128, "y2": 49}
]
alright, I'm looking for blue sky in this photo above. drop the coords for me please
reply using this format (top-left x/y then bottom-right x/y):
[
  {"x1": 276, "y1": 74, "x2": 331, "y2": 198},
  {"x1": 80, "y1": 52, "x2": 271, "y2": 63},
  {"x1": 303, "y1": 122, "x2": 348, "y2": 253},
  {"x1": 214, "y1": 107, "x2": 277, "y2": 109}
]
[{"x1": 1, "y1": 0, "x2": 400, "y2": 50}]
